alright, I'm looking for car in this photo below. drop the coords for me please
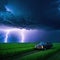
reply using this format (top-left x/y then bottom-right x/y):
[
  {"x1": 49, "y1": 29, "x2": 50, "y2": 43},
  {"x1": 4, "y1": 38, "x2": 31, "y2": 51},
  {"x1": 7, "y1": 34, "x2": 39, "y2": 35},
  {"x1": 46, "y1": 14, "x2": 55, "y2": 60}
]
[{"x1": 35, "y1": 42, "x2": 53, "y2": 50}]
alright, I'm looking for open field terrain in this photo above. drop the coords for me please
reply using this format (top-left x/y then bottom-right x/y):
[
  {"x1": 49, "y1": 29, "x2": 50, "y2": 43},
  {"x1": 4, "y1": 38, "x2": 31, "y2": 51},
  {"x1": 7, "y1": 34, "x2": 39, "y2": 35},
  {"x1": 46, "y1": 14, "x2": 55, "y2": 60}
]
[{"x1": 0, "y1": 43, "x2": 60, "y2": 60}]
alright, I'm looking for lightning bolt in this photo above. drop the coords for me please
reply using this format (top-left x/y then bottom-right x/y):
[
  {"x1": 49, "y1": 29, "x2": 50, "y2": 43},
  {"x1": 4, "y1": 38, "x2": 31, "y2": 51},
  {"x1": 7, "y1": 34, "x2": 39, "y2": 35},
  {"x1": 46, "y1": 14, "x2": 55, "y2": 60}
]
[
  {"x1": 0, "y1": 27, "x2": 39, "y2": 43},
  {"x1": 0, "y1": 28, "x2": 26, "y2": 43},
  {"x1": 20, "y1": 29, "x2": 25, "y2": 43},
  {"x1": 4, "y1": 31, "x2": 10, "y2": 43}
]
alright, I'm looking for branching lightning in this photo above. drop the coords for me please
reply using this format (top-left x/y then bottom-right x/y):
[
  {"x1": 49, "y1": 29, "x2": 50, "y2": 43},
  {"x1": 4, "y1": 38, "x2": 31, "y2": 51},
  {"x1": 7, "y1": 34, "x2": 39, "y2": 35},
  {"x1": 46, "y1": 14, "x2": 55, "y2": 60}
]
[
  {"x1": 0, "y1": 28, "x2": 27, "y2": 43},
  {"x1": 4, "y1": 31, "x2": 10, "y2": 43},
  {"x1": 0, "y1": 26, "x2": 39, "y2": 43}
]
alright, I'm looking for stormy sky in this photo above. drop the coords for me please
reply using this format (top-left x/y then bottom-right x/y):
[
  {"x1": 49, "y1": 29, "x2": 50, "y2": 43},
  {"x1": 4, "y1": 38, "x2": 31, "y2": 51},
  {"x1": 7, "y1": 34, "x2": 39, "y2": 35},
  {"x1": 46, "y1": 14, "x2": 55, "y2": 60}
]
[
  {"x1": 6, "y1": 0, "x2": 60, "y2": 29},
  {"x1": 0, "y1": 0, "x2": 60, "y2": 29},
  {"x1": 0, "y1": 0, "x2": 60, "y2": 43}
]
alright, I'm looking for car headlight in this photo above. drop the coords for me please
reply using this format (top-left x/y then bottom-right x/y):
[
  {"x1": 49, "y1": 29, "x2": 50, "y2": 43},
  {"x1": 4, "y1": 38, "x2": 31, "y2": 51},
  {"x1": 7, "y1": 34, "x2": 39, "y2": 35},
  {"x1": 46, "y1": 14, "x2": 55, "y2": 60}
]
[{"x1": 41, "y1": 46, "x2": 44, "y2": 49}]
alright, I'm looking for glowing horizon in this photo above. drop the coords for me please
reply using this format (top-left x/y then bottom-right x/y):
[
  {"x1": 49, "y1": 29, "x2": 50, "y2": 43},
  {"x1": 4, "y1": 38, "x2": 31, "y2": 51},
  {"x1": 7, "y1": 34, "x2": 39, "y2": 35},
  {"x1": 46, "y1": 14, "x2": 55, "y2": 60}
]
[
  {"x1": 0, "y1": 28, "x2": 27, "y2": 43},
  {"x1": 0, "y1": 26, "x2": 45, "y2": 43}
]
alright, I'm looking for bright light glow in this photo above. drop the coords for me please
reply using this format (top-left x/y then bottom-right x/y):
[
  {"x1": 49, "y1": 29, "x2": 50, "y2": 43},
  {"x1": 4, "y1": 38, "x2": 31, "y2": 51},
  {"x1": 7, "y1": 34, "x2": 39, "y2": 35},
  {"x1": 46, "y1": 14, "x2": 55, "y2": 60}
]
[
  {"x1": 20, "y1": 29, "x2": 25, "y2": 43},
  {"x1": 0, "y1": 26, "x2": 44, "y2": 43},
  {"x1": 4, "y1": 31, "x2": 10, "y2": 43},
  {"x1": 41, "y1": 46, "x2": 44, "y2": 49},
  {"x1": 0, "y1": 28, "x2": 27, "y2": 43},
  {"x1": 5, "y1": 6, "x2": 11, "y2": 12}
]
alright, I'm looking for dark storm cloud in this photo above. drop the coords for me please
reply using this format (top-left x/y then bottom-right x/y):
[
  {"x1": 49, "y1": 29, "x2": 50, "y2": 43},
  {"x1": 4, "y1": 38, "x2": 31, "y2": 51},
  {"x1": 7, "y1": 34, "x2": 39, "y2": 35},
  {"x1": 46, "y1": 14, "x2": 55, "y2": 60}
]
[
  {"x1": 0, "y1": 0, "x2": 8, "y2": 5},
  {"x1": 0, "y1": 0, "x2": 60, "y2": 29},
  {"x1": 0, "y1": 0, "x2": 8, "y2": 11}
]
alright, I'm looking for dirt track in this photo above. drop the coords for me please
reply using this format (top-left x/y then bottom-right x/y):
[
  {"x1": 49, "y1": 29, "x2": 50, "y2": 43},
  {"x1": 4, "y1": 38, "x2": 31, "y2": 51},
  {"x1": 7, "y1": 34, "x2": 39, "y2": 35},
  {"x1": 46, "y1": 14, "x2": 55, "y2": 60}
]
[{"x1": 2, "y1": 49, "x2": 40, "y2": 60}]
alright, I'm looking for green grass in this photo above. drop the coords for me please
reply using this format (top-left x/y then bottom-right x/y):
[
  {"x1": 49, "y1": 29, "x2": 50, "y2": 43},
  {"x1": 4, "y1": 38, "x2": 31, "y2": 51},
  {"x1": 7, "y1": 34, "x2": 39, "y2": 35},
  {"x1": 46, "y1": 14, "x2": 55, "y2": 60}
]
[
  {"x1": 0, "y1": 43, "x2": 60, "y2": 60},
  {"x1": 0, "y1": 43, "x2": 35, "y2": 58},
  {"x1": 20, "y1": 43, "x2": 60, "y2": 60},
  {"x1": 47, "y1": 52, "x2": 60, "y2": 60}
]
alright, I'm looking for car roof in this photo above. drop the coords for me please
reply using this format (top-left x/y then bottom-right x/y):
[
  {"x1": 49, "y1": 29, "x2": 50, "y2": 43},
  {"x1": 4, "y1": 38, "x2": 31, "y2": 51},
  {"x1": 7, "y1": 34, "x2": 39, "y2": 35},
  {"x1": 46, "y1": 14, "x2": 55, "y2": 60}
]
[{"x1": 38, "y1": 42, "x2": 47, "y2": 46}]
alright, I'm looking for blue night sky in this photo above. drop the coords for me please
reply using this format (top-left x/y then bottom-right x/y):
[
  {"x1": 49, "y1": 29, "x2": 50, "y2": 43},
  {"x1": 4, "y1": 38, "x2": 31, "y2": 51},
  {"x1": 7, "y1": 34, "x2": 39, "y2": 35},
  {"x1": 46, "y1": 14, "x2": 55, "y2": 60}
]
[{"x1": 0, "y1": 0, "x2": 60, "y2": 43}]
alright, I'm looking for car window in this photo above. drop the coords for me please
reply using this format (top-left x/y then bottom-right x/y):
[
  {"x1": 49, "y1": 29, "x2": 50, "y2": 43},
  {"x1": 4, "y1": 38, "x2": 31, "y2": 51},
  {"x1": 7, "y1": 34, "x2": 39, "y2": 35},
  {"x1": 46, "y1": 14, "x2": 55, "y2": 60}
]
[{"x1": 39, "y1": 42, "x2": 46, "y2": 45}]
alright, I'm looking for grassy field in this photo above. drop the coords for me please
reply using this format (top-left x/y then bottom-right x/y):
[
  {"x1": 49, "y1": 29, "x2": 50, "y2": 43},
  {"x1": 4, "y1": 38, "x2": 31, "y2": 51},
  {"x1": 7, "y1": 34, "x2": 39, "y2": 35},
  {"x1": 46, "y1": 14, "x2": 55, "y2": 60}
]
[
  {"x1": 47, "y1": 52, "x2": 60, "y2": 60},
  {"x1": 0, "y1": 43, "x2": 60, "y2": 60},
  {"x1": 20, "y1": 43, "x2": 60, "y2": 60},
  {"x1": 0, "y1": 43, "x2": 35, "y2": 59}
]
